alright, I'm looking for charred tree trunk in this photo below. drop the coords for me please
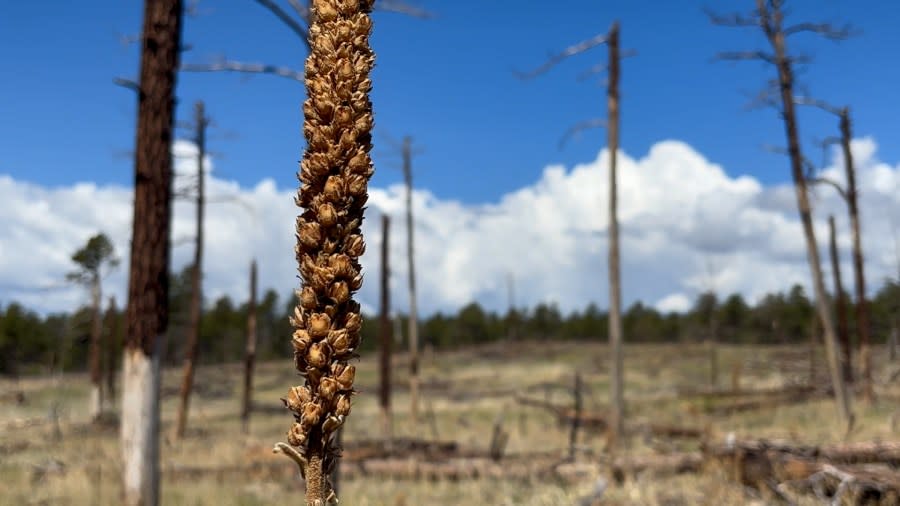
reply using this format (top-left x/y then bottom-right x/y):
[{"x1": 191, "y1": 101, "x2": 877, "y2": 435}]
[
  {"x1": 378, "y1": 214, "x2": 393, "y2": 440},
  {"x1": 606, "y1": 21, "x2": 625, "y2": 449},
  {"x1": 242, "y1": 259, "x2": 258, "y2": 433},
  {"x1": 765, "y1": 0, "x2": 852, "y2": 425},
  {"x1": 828, "y1": 215, "x2": 853, "y2": 382},
  {"x1": 88, "y1": 274, "x2": 103, "y2": 420},
  {"x1": 839, "y1": 108, "x2": 873, "y2": 402},
  {"x1": 121, "y1": 1, "x2": 182, "y2": 504},
  {"x1": 174, "y1": 100, "x2": 208, "y2": 440},
  {"x1": 402, "y1": 136, "x2": 420, "y2": 426}
]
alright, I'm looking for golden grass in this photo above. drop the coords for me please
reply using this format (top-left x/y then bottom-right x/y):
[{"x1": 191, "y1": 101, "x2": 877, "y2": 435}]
[{"x1": 2, "y1": 341, "x2": 897, "y2": 505}]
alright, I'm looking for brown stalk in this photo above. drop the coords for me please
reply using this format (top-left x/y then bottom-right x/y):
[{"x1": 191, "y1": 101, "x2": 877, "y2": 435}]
[{"x1": 276, "y1": 1, "x2": 376, "y2": 504}]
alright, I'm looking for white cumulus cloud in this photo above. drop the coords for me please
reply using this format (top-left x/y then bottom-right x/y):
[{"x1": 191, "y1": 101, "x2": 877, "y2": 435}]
[{"x1": 1, "y1": 138, "x2": 899, "y2": 319}]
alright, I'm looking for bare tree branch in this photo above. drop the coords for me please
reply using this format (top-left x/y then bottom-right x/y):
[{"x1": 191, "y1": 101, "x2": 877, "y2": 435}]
[
  {"x1": 742, "y1": 81, "x2": 781, "y2": 111},
  {"x1": 576, "y1": 49, "x2": 636, "y2": 82},
  {"x1": 558, "y1": 118, "x2": 607, "y2": 150},
  {"x1": 113, "y1": 77, "x2": 141, "y2": 93},
  {"x1": 514, "y1": 33, "x2": 609, "y2": 79},
  {"x1": 794, "y1": 95, "x2": 843, "y2": 116},
  {"x1": 705, "y1": 7, "x2": 760, "y2": 28},
  {"x1": 714, "y1": 50, "x2": 777, "y2": 65},
  {"x1": 809, "y1": 176, "x2": 849, "y2": 202},
  {"x1": 253, "y1": 0, "x2": 311, "y2": 51},
  {"x1": 180, "y1": 61, "x2": 303, "y2": 82},
  {"x1": 376, "y1": 0, "x2": 433, "y2": 19},
  {"x1": 285, "y1": 0, "x2": 310, "y2": 24},
  {"x1": 784, "y1": 22, "x2": 858, "y2": 40}
]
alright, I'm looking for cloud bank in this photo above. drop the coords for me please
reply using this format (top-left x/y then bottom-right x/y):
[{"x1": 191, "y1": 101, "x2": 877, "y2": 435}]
[{"x1": 2, "y1": 138, "x2": 899, "y2": 317}]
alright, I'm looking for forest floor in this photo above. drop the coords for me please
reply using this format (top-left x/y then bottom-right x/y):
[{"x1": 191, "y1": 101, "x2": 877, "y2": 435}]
[{"x1": 2, "y1": 341, "x2": 899, "y2": 505}]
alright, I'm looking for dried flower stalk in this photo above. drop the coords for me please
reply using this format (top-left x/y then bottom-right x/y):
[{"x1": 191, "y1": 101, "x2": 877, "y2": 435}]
[{"x1": 275, "y1": 0, "x2": 376, "y2": 504}]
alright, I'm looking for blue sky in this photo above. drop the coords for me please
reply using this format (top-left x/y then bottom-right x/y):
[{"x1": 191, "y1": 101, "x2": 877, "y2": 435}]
[
  {"x1": 2, "y1": 1, "x2": 900, "y2": 316},
  {"x1": 2, "y1": 1, "x2": 898, "y2": 204}
]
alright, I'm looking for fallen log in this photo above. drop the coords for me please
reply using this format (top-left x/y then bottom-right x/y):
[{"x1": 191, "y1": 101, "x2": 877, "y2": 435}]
[{"x1": 609, "y1": 452, "x2": 703, "y2": 484}]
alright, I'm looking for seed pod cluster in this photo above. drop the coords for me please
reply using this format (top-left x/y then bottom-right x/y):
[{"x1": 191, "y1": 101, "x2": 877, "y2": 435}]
[{"x1": 284, "y1": 0, "x2": 375, "y2": 467}]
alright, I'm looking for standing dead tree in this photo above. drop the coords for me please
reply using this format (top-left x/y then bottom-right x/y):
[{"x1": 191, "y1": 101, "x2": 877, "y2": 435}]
[
  {"x1": 66, "y1": 233, "x2": 119, "y2": 421},
  {"x1": 516, "y1": 20, "x2": 629, "y2": 449},
  {"x1": 400, "y1": 136, "x2": 421, "y2": 426},
  {"x1": 180, "y1": 0, "x2": 430, "y2": 83},
  {"x1": 827, "y1": 215, "x2": 853, "y2": 382},
  {"x1": 379, "y1": 214, "x2": 393, "y2": 440},
  {"x1": 709, "y1": 0, "x2": 854, "y2": 427},
  {"x1": 242, "y1": 259, "x2": 258, "y2": 433},
  {"x1": 173, "y1": 100, "x2": 211, "y2": 441},
  {"x1": 797, "y1": 99, "x2": 873, "y2": 402},
  {"x1": 121, "y1": 0, "x2": 183, "y2": 504}
]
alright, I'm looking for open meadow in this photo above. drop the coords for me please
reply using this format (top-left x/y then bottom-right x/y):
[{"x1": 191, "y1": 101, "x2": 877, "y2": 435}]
[{"x1": 2, "y1": 341, "x2": 898, "y2": 505}]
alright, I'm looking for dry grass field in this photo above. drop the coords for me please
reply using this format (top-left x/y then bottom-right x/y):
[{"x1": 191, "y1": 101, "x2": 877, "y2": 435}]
[{"x1": 2, "y1": 341, "x2": 898, "y2": 505}]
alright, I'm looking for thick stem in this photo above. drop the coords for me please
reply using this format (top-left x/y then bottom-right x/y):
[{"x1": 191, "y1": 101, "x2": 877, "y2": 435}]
[
  {"x1": 305, "y1": 441, "x2": 326, "y2": 506},
  {"x1": 606, "y1": 21, "x2": 625, "y2": 448},
  {"x1": 840, "y1": 109, "x2": 873, "y2": 403},
  {"x1": 764, "y1": 0, "x2": 852, "y2": 425},
  {"x1": 242, "y1": 259, "x2": 258, "y2": 433},
  {"x1": 174, "y1": 101, "x2": 208, "y2": 440},
  {"x1": 402, "y1": 136, "x2": 420, "y2": 426},
  {"x1": 828, "y1": 215, "x2": 853, "y2": 382}
]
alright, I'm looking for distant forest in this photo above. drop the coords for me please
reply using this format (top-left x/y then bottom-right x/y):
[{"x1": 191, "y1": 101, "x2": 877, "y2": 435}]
[{"x1": 2, "y1": 264, "x2": 898, "y2": 376}]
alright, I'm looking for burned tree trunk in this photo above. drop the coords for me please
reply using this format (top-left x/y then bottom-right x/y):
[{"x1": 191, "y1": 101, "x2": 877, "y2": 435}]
[
  {"x1": 121, "y1": 0, "x2": 182, "y2": 504},
  {"x1": 379, "y1": 214, "x2": 393, "y2": 440},
  {"x1": 828, "y1": 215, "x2": 853, "y2": 382},
  {"x1": 174, "y1": 100, "x2": 209, "y2": 440},
  {"x1": 402, "y1": 136, "x2": 420, "y2": 426},
  {"x1": 242, "y1": 259, "x2": 258, "y2": 433},
  {"x1": 766, "y1": 2, "x2": 852, "y2": 424},
  {"x1": 839, "y1": 108, "x2": 873, "y2": 402},
  {"x1": 606, "y1": 21, "x2": 625, "y2": 448}
]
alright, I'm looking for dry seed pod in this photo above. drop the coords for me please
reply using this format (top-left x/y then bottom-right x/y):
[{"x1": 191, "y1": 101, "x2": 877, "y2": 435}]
[
  {"x1": 307, "y1": 341, "x2": 331, "y2": 369},
  {"x1": 299, "y1": 287, "x2": 318, "y2": 310},
  {"x1": 334, "y1": 394, "x2": 351, "y2": 417},
  {"x1": 335, "y1": 364, "x2": 355, "y2": 390},
  {"x1": 300, "y1": 401, "x2": 324, "y2": 427},
  {"x1": 287, "y1": 422, "x2": 307, "y2": 446},
  {"x1": 328, "y1": 281, "x2": 350, "y2": 304},
  {"x1": 318, "y1": 377, "x2": 340, "y2": 401},
  {"x1": 308, "y1": 313, "x2": 331, "y2": 338}
]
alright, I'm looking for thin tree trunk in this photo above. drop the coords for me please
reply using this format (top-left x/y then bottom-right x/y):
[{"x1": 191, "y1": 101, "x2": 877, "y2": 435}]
[
  {"x1": 839, "y1": 108, "x2": 873, "y2": 403},
  {"x1": 89, "y1": 275, "x2": 103, "y2": 420},
  {"x1": 378, "y1": 214, "x2": 393, "y2": 440},
  {"x1": 402, "y1": 136, "x2": 420, "y2": 426},
  {"x1": 606, "y1": 21, "x2": 625, "y2": 449},
  {"x1": 809, "y1": 313, "x2": 819, "y2": 385},
  {"x1": 765, "y1": 0, "x2": 852, "y2": 425},
  {"x1": 828, "y1": 215, "x2": 853, "y2": 382},
  {"x1": 103, "y1": 296, "x2": 119, "y2": 409},
  {"x1": 121, "y1": 1, "x2": 181, "y2": 504},
  {"x1": 708, "y1": 313, "x2": 719, "y2": 388},
  {"x1": 241, "y1": 259, "x2": 257, "y2": 433},
  {"x1": 174, "y1": 100, "x2": 208, "y2": 440}
]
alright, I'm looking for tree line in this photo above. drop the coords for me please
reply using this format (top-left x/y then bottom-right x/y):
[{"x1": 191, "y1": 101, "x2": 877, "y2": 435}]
[{"x1": 3, "y1": 269, "x2": 897, "y2": 377}]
